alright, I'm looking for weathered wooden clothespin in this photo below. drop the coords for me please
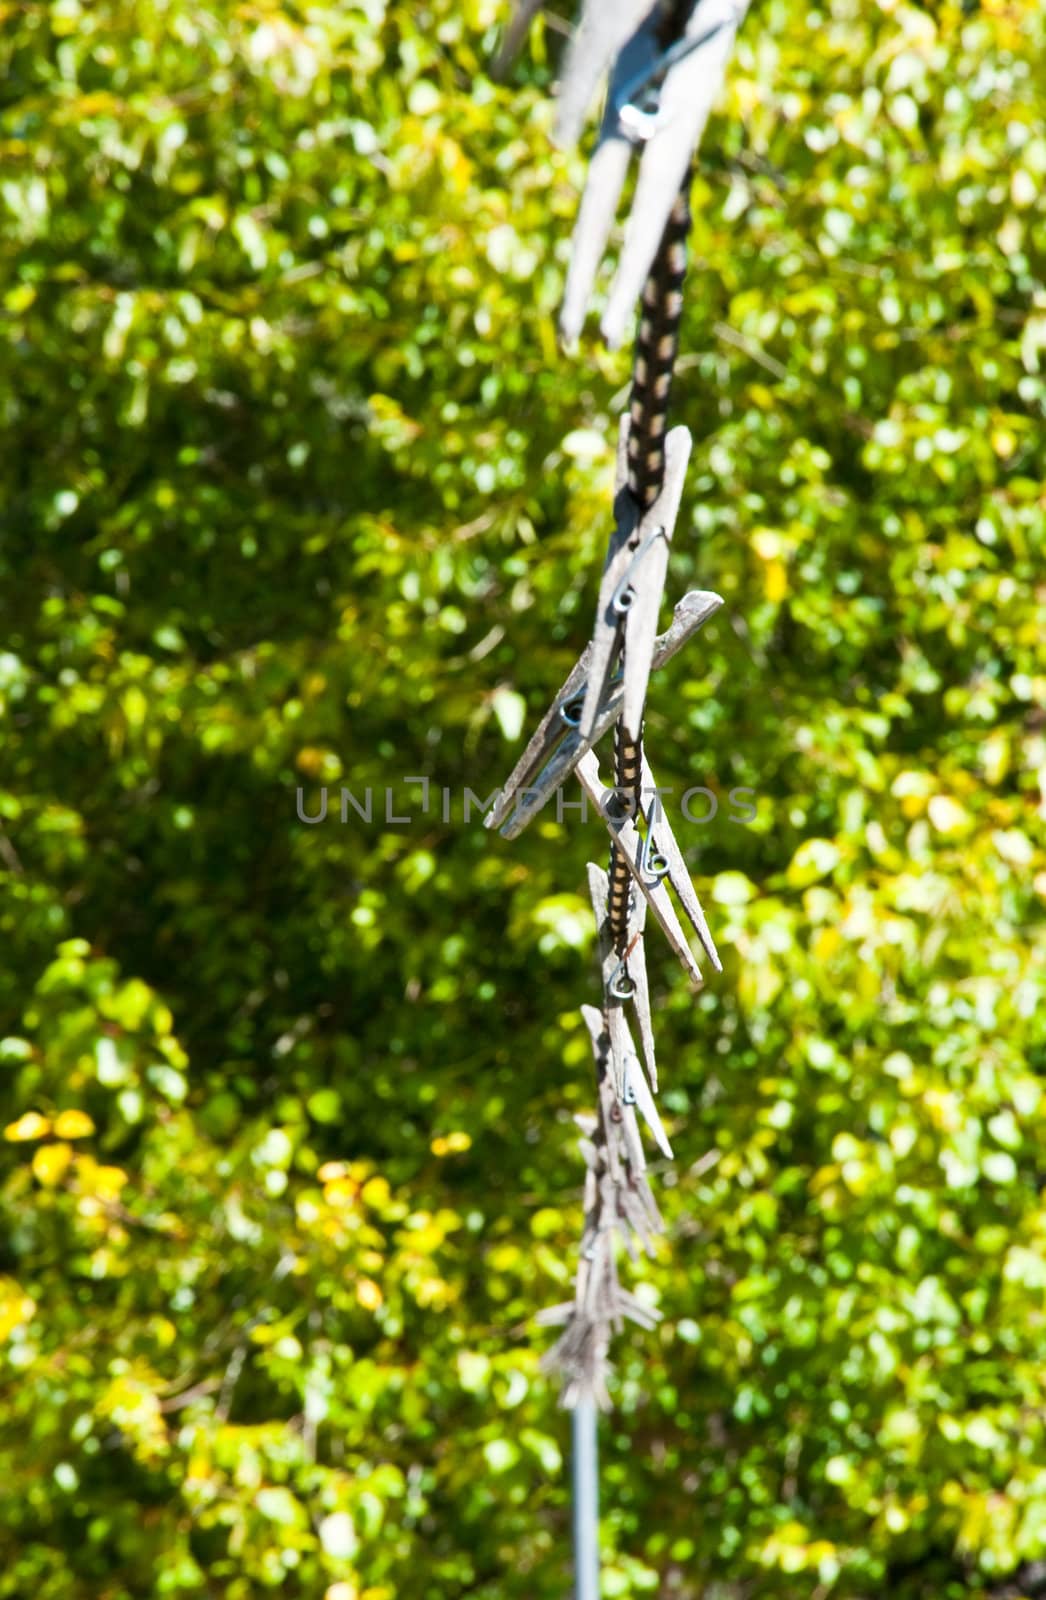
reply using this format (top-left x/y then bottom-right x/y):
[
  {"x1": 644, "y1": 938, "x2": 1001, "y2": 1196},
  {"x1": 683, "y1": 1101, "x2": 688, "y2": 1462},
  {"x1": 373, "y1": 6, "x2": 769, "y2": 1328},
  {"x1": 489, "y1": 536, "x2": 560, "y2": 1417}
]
[
  {"x1": 579, "y1": 422, "x2": 692, "y2": 741},
  {"x1": 575, "y1": 748, "x2": 720, "y2": 981},
  {"x1": 484, "y1": 584, "x2": 721, "y2": 837},
  {"x1": 558, "y1": 0, "x2": 751, "y2": 347}
]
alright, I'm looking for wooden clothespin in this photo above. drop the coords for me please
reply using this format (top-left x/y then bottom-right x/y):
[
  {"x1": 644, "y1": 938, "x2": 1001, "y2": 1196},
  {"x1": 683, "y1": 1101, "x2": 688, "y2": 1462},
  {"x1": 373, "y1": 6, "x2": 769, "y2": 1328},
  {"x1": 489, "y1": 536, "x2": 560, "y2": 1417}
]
[
  {"x1": 575, "y1": 748, "x2": 720, "y2": 981},
  {"x1": 559, "y1": 0, "x2": 751, "y2": 347},
  {"x1": 552, "y1": 0, "x2": 655, "y2": 149},
  {"x1": 578, "y1": 420, "x2": 692, "y2": 741},
  {"x1": 591, "y1": 857, "x2": 658, "y2": 1093},
  {"x1": 638, "y1": 749, "x2": 720, "y2": 971},
  {"x1": 483, "y1": 585, "x2": 721, "y2": 838}
]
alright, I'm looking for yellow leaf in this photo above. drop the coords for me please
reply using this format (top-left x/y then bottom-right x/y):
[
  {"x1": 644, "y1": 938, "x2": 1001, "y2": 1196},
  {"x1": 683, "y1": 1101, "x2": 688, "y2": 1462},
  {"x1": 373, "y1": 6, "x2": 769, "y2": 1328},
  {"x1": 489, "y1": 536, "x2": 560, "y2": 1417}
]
[
  {"x1": 76, "y1": 1157, "x2": 128, "y2": 1197},
  {"x1": 4, "y1": 1111, "x2": 51, "y2": 1142},
  {"x1": 891, "y1": 770, "x2": 934, "y2": 818},
  {"x1": 0, "y1": 1278, "x2": 35, "y2": 1342},
  {"x1": 764, "y1": 559, "x2": 789, "y2": 603},
  {"x1": 431, "y1": 1131, "x2": 471, "y2": 1157},
  {"x1": 123, "y1": 686, "x2": 148, "y2": 729},
  {"x1": 356, "y1": 1277, "x2": 383, "y2": 1311},
  {"x1": 94, "y1": 1164, "x2": 129, "y2": 1197},
  {"x1": 360, "y1": 1175, "x2": 390, "y2": 1208},
  {"x1": 323, "y1": 1177, "x2": 360, "y2": 1207},
  {"x1": 54, "y1": 1109, "x2": 95, "y2": 1139},
  {"x1": 752, "y1": 529, "x2": 790, "y2": 601},
  {"x1": 32, "y1": 1142, "x2": 73, "y2": 1187},
  {"x1": 4, "y1": 283, "x2": 35, "y2": 313}
]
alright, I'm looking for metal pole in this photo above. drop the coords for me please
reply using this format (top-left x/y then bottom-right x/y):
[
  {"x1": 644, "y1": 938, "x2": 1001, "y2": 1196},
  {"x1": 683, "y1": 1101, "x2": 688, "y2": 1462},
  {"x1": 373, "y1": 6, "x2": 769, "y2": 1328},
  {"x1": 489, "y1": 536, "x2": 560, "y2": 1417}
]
[{"x1": 572, "y1": 1400, "x2": 599, "y2": 1600}]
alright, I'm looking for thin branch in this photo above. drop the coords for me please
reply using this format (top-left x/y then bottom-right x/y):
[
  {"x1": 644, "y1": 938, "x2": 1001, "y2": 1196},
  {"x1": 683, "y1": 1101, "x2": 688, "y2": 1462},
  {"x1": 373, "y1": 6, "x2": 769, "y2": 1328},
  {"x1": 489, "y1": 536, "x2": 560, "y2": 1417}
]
[{"x1": 713, "y1": 319, "x2": 789, "y2": 380}]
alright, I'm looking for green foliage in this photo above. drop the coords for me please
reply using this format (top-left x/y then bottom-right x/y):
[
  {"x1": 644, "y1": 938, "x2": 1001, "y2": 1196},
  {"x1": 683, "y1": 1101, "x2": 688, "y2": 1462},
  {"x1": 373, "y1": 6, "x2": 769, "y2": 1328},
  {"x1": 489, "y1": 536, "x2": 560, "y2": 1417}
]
[{"x1": 1, "y1": 1, "x2": 1045, "y2": 1596}]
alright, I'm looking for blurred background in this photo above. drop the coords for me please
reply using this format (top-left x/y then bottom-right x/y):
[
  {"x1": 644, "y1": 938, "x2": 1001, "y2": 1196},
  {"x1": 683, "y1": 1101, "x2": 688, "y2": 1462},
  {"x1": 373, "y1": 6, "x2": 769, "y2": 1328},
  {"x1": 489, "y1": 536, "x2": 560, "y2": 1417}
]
[{"x1": 1, "y1": 1, "x2": 1044, "y2": 1596}]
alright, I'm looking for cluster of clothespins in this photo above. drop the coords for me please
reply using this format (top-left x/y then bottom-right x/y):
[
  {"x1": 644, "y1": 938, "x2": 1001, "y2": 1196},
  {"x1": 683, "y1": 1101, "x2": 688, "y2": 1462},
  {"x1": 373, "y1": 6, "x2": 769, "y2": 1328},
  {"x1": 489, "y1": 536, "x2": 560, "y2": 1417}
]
[{"x1": 487, "y1": 0, "x2": 750, "y2": 1407}]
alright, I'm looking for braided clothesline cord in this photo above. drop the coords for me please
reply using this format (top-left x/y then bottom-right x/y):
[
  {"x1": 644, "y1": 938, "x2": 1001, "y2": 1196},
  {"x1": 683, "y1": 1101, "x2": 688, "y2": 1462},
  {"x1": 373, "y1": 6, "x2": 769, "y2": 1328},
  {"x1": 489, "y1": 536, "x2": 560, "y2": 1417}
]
[
  {"x1": 545, "y1": 169, "x2": 698, "y2": 1407},
  {"x1": 488, "y1": 0, "x2": 745, "y2": 1408}
]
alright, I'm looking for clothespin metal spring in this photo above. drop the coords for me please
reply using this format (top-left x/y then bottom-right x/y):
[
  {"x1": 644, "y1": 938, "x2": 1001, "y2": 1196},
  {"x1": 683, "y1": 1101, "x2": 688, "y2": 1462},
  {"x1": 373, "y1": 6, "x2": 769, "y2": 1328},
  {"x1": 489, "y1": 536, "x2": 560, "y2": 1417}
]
[{"x1": 611, "y1": 524, "x2": 668, "y2": 618}]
